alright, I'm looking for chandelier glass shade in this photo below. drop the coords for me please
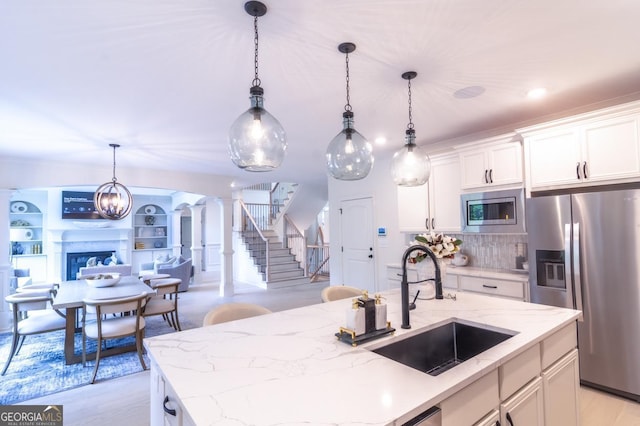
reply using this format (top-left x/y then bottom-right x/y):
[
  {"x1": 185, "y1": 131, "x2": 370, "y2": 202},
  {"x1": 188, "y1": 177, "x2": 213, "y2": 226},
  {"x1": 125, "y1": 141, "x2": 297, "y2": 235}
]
[
  {"x1": 94, "y1": 143, "x2": 133, "y2": 220},
  {"x1": 326, "y1": 42, "x2": 374, "y2": 181},
  {"x1": 326, "y1": 111, "x2": 373, "y2": 180},
  {"x1": 228, "y1": 1, "x2": 286, "y2": 172},
  {"x1": 391, "y1": 71, "x2": 431, "y2": 186}
]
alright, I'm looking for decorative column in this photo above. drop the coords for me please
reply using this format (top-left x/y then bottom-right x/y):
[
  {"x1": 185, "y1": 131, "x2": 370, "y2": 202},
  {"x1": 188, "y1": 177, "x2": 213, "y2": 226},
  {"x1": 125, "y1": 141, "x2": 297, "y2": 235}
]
[
  {"x1": 218, "y1": 197, "x2": 234, "y2": 297},
  {"x1": 169, "y1": 210, "x2": 182, "y2": 255},
  {"x1": 203, "y1": 197, "x2": 221, "y2": 281},
  {"x1": 0, "y1": 189, "x2": 14, "y2": 331},
  {"x1": 188, "y1": 204, "x2": 204, "y2": 284}
]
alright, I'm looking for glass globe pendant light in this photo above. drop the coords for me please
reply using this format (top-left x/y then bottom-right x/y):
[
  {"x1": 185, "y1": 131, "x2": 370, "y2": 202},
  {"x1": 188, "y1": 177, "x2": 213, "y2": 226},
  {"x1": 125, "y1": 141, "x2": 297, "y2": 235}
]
[
  {"x1": 94, "y1": 143, "x2": 133, "y2": 220},
  {"x1": 229, "y1": 1, "x2": 286, "y2": 172},
  {"x1": 391, "y1": 71, "x2": 431, "y2": 186},
  {"x1": 326, "y1": 42, "x2": 374, "y2": 181}
]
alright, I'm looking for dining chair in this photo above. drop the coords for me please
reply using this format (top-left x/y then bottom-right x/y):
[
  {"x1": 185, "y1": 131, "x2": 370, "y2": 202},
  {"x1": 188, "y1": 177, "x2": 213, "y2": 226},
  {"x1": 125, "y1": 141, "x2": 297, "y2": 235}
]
[
  {"x1": 15, "y1": 282, "x2": 59, "y2": 293},
  {"x1": 143, "y1": 278, "x2": 182, "y2": 331},
  {"x1": 2, "y1": 290, "x2": 67, "y2": 375},
  {"x1": 82, "y1": 292, "x2": 148, "y2": 384},
  {"x1": 320, "y1": 285, "x2": 363, "y2": 302},
  {"x1": 202, "y1": 303, "x2": 272, "y2": 326}
]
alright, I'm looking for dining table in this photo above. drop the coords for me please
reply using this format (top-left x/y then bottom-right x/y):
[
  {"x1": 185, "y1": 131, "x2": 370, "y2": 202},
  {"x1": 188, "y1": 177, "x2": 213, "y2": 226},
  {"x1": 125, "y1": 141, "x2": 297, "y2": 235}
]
[{"x1": 52, "y1": 275, "x2": 154, "y2": 365}]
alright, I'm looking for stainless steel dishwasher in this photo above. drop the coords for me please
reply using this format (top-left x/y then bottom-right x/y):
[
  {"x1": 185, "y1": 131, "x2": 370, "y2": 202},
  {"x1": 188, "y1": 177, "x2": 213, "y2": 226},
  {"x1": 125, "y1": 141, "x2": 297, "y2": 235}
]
[{"x1": 402, "y1": 406, "x2": 441, "y2": 425}]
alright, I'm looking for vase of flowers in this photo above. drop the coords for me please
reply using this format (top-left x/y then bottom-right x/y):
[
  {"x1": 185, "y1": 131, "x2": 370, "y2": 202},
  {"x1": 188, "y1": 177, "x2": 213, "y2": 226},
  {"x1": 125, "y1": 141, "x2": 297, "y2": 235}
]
[{"x1": 408, "y1": 233, "x2": 462, "y2": 299}]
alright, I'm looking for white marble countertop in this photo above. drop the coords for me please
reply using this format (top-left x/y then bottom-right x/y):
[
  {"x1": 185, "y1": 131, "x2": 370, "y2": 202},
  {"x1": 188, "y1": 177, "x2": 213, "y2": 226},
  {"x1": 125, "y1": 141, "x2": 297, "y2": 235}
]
[
  {"x1": 145, "y1": 289, "x2": 579, "y2": 425},
  {"x1": 387, "y1": 263, "x2": 530, "y2": 281}
]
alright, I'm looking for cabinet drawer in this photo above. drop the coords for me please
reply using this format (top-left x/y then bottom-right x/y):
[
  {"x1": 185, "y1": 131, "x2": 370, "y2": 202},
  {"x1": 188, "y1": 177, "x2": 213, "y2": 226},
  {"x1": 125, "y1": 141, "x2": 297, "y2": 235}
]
[
  {"x1": 443, "y1": 274, "x2": 458, "y2": 290},
  {"x1": 541, "y1": 322, "x2": 577, "y2": 370},
  {"x1": 441, "y1": 369, "x2": 499, "y2": 426},
  {"x1": 387, "y1": 267, "x2": 402, "y2": 282},
  {"x1": 459, "y1": 276, "x2": 525, "y2": 300},
  {"x1": 499, "y1": 344, "x2": 541, "y2": 400}
]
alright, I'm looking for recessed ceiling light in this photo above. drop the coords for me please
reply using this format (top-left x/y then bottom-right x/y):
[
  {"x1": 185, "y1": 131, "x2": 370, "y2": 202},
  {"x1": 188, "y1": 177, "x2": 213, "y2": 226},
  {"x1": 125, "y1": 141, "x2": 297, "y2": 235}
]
[
  {"x1": 527, "y1": 87, "x2": 548, "y2": 99},
  {"x1": 375, "y1": 136, "x2": 387, "y2": 146},
  {"x1": 453, "y1": 86, "x2": 485, "y2": 99}
]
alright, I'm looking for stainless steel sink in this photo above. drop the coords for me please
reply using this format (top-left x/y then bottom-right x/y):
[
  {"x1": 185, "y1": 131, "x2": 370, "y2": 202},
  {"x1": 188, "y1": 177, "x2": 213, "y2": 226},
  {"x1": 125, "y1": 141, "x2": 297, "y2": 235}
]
[{"x1": 371, "y1": 320, "x2": 515, "y2": 376}]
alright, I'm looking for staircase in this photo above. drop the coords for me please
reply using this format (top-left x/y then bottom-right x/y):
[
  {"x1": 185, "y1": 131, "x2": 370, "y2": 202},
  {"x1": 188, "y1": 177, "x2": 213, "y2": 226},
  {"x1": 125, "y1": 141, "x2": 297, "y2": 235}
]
[{"x1": 242, "y1": 229, "x2": 308, "y2": 288}]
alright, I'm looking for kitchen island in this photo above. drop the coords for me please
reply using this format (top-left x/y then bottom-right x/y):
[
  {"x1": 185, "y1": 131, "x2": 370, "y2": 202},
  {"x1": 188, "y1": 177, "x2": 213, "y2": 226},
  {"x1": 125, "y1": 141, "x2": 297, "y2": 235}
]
[{"x1": 145, "y1": 289, "x2": 581, "y2": 425}]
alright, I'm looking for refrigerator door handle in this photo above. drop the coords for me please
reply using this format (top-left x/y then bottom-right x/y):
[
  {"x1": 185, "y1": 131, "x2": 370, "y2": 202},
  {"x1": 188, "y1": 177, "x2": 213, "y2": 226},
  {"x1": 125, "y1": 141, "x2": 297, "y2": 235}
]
[
  {"x1": 564, "y1": 223, "x2": 575, "y2": 310},
  {"x1": 573, "y1": 222, "x2": 584, "y2": 317}
]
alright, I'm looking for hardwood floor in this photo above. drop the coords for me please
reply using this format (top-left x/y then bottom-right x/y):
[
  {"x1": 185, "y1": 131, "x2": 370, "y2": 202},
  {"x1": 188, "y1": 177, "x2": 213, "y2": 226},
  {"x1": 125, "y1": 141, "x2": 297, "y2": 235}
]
[
  {"x1": 581, "y1": 386, "x2": 640, "y2": 425},
  {"x1": 19, "y1": 280, "x2": 640, "y2": 425}
]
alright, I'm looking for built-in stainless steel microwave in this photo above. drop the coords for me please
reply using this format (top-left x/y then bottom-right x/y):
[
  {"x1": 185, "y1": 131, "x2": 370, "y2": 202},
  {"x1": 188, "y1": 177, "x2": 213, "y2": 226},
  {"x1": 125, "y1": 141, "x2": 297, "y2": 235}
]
[{"x1": 461, "y1": 188, "x2": 526, "y2": 234}]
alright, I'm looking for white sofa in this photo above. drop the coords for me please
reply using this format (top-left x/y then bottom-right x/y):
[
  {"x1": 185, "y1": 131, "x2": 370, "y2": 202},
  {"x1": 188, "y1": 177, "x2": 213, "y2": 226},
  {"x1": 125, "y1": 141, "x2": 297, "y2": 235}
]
[{"x1": 78, "y1": 264, "x2": 133, "y2": 277}]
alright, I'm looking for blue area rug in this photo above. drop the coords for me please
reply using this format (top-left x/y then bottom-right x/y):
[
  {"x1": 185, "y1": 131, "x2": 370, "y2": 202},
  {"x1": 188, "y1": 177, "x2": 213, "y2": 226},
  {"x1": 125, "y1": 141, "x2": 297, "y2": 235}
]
[{"x1": 0, "y1": 316, "x2": 196, "y2": 405}]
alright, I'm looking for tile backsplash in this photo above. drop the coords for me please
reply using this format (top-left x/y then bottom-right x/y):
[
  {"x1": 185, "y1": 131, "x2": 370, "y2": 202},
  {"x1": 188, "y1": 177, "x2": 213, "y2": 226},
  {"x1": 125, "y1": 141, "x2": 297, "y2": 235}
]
[{"x1": 408, "y1": 233, "x2": 528, "y2": 271}]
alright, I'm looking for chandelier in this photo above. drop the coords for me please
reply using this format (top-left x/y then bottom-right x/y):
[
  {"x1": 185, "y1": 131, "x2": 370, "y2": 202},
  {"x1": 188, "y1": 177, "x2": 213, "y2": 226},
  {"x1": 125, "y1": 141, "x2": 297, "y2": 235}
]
[
  {"x1": 228, "y1": 1, "x2": 287, "y2": 172},
  {"x1": 94, "y1": 143, "x2": 133, "y2": 220},
  {"x1": 390, "y1": 71, "x2": 431, "y2": 186},
  {"x1": 325, "y1": 42, "x2": 374, "y2": 181}
]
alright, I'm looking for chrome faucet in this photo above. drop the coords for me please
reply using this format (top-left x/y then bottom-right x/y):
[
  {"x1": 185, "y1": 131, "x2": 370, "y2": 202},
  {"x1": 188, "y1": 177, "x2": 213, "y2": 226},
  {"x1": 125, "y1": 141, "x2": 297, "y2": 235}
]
[{"x1": 401, "y1": 245, "x2": 443, "y2": 329}]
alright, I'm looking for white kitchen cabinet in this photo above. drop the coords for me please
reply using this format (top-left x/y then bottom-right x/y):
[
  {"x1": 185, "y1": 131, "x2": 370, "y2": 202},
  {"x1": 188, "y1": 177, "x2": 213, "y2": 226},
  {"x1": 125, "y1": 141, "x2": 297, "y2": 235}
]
[
  {"x1": 397, "y1": 153, "x2": 461, "y2": 233},
  {"x1": 521, "y1": 104, "x2": 640, "y2": 192},
  {"x1": 500, "y1": 377, "x2": 544, "y2": 426},
  {"x1": 474, "y1": 409, "x2": 500, "y2": 426},
  {"x1": 441, "y1": 369, "x2": 499, "y2": 426},
  {"x1": 386, "y1": 264, "x2": 458, "y2": 290},
  {"x1": 458, "y1": 275, "x2": 528, "y2": 301},
  {"x1": 542, "y1": 350, "x2": 580, "y2": 426},
  {"x1": 150, "y1": 361, "x2": 195, "y2": 426},
  {"x1": 428, "y1": 154, "x2": 461, "y2": 232},
  {"x1": 457, "y1": 135, "x2": 523, "y2": 190}
]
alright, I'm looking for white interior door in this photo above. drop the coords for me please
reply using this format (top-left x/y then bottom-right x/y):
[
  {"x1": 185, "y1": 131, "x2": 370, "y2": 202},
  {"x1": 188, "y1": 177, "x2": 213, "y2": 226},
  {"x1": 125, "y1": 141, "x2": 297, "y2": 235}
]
[{"x1": 340, "y1": 197, "x2": 375, "y2": 293}]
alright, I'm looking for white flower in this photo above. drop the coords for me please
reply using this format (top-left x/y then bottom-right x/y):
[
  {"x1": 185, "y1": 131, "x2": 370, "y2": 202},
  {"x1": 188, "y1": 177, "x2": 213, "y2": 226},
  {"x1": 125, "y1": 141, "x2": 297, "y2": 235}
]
[{"x1": 410, "y1": 232, "x2": 462, "y2": 261}]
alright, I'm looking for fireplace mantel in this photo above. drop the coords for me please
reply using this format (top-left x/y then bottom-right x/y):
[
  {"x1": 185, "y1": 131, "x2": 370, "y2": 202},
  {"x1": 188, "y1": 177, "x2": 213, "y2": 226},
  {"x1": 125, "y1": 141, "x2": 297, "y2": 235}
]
[{"x1": 48, "y1": 227, "x2": 133, "y2": 281}]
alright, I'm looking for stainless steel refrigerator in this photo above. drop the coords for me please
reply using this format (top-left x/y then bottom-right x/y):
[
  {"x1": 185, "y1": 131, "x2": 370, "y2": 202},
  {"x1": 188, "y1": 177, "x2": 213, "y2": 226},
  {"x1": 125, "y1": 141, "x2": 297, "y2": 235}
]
[{"x1": 527, "y1": 186, "x2": 640, "y2": 401}]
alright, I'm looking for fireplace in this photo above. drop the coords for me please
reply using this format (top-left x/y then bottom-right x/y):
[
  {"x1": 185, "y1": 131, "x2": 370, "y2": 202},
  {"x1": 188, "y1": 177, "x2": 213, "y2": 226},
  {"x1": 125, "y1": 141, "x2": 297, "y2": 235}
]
[{"x1": 67, "y1": 251, "x2": 116, "y2": 281}]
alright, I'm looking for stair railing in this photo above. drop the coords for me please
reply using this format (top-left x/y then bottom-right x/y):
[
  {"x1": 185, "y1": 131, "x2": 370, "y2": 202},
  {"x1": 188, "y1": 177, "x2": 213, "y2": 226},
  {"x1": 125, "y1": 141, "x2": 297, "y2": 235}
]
[
  {"x1": 283, "y1": 214, "x2": 306, "y2": 275},
  {"x1": 239, "y1": 200, "x2": 271, "y2": 281},
  {"x1": 307, "y1": 244, "x2": 330, "y2": 281}
]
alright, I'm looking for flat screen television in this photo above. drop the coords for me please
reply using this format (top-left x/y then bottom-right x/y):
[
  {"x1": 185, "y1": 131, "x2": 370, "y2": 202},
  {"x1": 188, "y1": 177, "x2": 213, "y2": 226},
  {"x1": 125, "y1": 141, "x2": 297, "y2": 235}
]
[{"x1": 62, "y1": 191, "x2": 102, "y2": 219}]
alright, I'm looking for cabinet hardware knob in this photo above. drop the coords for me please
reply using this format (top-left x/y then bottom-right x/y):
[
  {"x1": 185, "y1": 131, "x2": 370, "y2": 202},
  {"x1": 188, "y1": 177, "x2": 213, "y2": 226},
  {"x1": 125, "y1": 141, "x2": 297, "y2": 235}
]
[
  {"x1": 583, "y1": 161, "x2": 588, "y2": 179},
  {"x1": 484, "y1": 169, "x2": 489, "y2": 183},
  {"x1": 482, "y1": 284, "x2": 498, "y2": 289},
  {"x1": 489, "y1": 169, "x2": 493, "y2": 183},
  {"x1": 506, "y1": 412, "x2": 514, "y2": 426}
]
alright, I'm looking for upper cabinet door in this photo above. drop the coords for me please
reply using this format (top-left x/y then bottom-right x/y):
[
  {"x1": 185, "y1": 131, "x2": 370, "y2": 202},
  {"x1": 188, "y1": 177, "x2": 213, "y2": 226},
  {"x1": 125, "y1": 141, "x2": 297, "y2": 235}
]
[
  {"x1": 525, "y1": 128, "x2": 582, "y2": 188},
  {"x1": 429, "y1": 154, "x2": 461, "y2": 232},
  {"x1": 487, "y1": 143, "x2": 524, "y2": 187},
  {"x1": 582, "y1": 114, "x2": 640, "y2": 183},
  {"x1": 396, "y1": 184, "x2": 429, "y2": 232},
  {"x1": 459, "y1": 150, "x2": 489, "y2": 190}
]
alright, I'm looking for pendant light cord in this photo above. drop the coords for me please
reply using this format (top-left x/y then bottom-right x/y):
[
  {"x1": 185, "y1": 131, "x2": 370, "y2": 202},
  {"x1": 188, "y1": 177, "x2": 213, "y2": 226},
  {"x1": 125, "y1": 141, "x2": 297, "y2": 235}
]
[
  {"x1": 109, "y1": 143, "x2": 120, "y2": 183},
  {"x1": 407, "y1": 77, "x2": 414, "y2": 130},
  {"x1": 252, "y1": 15, "x2": 261, "y2": 88},
  {"x1": 344, "y1": 50, "x2": 352, "y2": 112}
]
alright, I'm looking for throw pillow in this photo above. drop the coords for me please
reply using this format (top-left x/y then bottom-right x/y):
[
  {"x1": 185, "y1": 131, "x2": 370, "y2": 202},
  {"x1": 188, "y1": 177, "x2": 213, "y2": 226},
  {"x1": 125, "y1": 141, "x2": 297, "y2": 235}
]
[{"x1": 86, "y1": 257, "x2": 97, "y2": 267}]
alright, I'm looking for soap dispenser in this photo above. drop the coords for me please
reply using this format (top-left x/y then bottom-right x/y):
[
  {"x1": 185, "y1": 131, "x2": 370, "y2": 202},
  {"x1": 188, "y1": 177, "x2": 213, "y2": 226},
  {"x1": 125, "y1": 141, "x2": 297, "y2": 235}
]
[
  {"x1": 374, "y1": 294, "x2": 387, "y2": 330},
  {"x1": 345, "y1": 298, "x2": 365, "y2": 336}
]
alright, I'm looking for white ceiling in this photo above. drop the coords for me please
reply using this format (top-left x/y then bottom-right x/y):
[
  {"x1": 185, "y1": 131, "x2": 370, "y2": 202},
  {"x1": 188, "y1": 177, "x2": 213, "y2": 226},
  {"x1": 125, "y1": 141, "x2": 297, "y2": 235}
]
[{"x1": 2, "y1": 0, "x2": 640, "y2": 190}]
